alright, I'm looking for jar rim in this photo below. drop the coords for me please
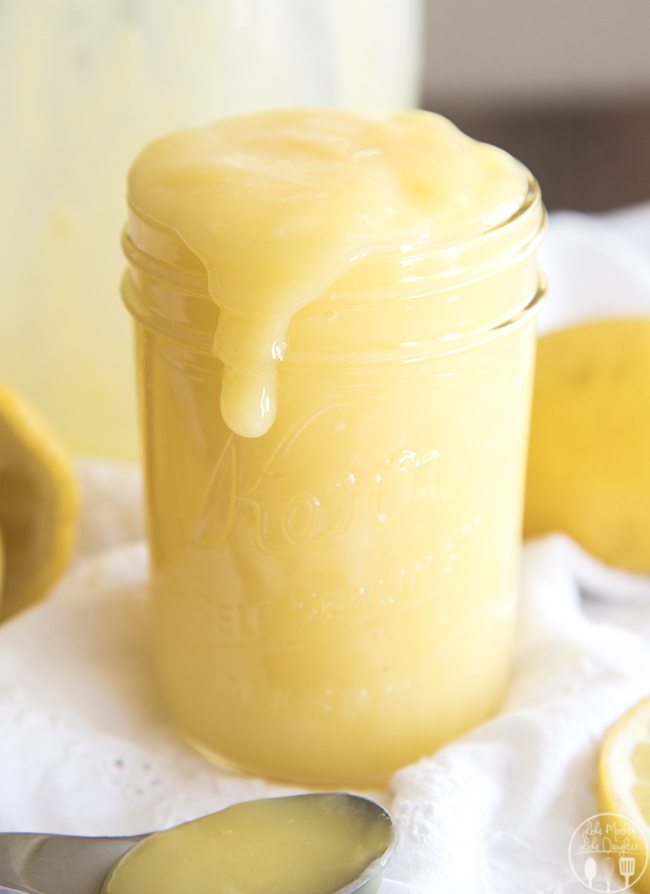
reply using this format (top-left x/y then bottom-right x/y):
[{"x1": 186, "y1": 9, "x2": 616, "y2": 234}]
[{"x1": 123, "y1": 173, "x2": 545, "y2": 303}]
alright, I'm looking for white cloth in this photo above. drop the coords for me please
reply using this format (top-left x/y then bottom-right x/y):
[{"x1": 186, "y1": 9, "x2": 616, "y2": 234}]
[{"x1": 2, "y1": 205, "x2": 650, "y2": 893}]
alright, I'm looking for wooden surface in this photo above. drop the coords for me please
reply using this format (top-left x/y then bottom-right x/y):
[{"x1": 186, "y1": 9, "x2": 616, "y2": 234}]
[{"x1": 423, "y1": 101, "x2": 650, "y2": 212}]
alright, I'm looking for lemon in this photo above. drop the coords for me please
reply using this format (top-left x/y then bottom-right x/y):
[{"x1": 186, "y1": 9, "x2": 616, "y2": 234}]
[
  {"x1": 0, "y1": 382, "x2": 78, "y2": 621},
  {"x1": 524, "y1": 318, "x2": 650, "y2": 573},
  {"x1": 598, "y1": 696, "x2": 650, "y2": 892}
]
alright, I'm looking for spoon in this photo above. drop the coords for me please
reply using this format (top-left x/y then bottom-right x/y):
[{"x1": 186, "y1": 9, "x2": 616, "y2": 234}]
[{"x1": 0, "y1": 793, "x2": 394, "y2": 894}]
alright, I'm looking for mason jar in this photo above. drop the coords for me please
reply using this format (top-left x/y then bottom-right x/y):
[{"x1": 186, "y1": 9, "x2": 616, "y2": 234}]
[{"x1": 123, "y1": 175, "x2": 545, "y2": 786}]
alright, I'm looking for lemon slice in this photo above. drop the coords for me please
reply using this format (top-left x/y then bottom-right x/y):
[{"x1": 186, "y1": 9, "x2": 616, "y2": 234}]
[
  {"x1": 598, "y1": 696, "x2": 650, "y2": 892},
  {"x1": 0, "y1": 383, "x2": 78, "y2": 622}
]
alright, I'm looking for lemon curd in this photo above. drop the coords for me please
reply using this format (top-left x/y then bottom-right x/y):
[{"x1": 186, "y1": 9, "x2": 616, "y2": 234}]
[
  {"x1": 102, "y1": 794, "x2": 394, "y2": 894},
  {"x1": 124, "y1": 108, "x2": 545, "y2": 784}
]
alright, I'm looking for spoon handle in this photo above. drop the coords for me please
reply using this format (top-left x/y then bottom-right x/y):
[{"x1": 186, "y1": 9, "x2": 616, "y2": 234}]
[
  {"x1": 0, "y1": 834, "x2": 49, "y2": 893},
  {"x1": 1, "y1": 885, "x2": 37, "y2": 894},
  {"x1": 0, "y1": 833, "x2": 144, "y2": 894}
]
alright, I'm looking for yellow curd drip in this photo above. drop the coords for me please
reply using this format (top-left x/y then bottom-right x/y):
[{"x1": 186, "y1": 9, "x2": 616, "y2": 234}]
[{"x1": 128, "y1": 108, "x2": 529, "y2": 438}]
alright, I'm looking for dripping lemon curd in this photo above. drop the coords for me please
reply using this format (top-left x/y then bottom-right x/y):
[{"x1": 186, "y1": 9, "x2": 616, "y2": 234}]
[{"x1": 124, "y1": 108, "x2": 545, "y2": 784}]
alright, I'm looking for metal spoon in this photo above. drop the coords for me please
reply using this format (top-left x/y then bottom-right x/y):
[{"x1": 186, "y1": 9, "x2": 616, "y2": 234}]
[{"x1": 0, "y1": 793, "x2": 394, "y2": 894}]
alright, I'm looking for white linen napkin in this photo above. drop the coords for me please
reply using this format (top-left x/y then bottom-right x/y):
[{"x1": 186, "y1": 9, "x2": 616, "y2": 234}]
[{"x1": 2, "y1": 204, "x2": 650, "y2": 893}]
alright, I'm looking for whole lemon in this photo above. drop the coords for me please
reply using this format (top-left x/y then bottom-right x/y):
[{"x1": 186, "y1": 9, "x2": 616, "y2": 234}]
[
  {"x1": 524, "y1": 317, "x2": 650, "y2": 573},
  {"x1": 0, "y1": 382, "x2": 78, "y2": 621}
]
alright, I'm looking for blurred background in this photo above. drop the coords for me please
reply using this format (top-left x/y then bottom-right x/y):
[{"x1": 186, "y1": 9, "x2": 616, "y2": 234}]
[
  {"x1": 423, "y1": 0, "x2": 650, "y2": 212},
  {"x1": 2, "y1": 0, "x2": 649, "y2": 458}
]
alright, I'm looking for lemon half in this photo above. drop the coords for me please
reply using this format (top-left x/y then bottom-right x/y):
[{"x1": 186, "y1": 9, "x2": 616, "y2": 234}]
[
  {"x1": 0, "y1": 383, "x2": 78, "y2": 621},
  {"x1": 598, "y1": 696, "x2": 650, "y2": 892}
]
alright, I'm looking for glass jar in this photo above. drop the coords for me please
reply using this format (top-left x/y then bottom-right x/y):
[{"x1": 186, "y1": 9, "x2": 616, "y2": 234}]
[{"x1": 123, "y1": 178, "x2": 545, "y2": 786}]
